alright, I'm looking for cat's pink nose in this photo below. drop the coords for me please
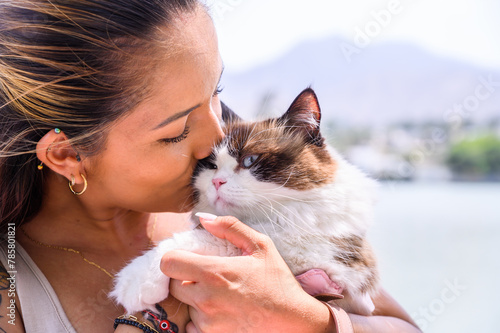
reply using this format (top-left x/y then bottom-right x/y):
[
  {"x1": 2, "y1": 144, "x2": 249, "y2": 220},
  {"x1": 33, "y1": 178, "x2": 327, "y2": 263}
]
[{"x1": 212, "y1": 178, "x2": 227, "y2": 190}]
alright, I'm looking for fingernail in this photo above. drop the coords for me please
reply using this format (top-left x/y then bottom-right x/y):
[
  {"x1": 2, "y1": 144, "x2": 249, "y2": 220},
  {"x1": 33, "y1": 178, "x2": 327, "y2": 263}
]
[{"x1": 195, "y1": 212, "x2": 218, "y2": 221}]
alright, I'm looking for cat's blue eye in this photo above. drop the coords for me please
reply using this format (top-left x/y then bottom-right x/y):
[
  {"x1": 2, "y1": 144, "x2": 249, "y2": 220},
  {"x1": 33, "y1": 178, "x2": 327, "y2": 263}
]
[{"x1": 242, "y1": 155, "x2": 259, "y2": 168}]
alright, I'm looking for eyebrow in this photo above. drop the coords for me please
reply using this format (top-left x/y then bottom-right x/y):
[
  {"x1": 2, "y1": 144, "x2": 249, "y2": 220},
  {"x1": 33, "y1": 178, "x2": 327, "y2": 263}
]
[{"x1": 153, "y1": 104, "x2": 201, "y2": 130}]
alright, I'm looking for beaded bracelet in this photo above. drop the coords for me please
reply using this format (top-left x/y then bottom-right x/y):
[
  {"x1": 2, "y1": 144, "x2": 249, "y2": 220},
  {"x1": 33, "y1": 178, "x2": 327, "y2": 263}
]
[
  {"x1": 113, "y1": 315, "x2": 159, "y2": 333},
  {"x1": 143, "y1": 310, "x2": 176, "y2": 333}
]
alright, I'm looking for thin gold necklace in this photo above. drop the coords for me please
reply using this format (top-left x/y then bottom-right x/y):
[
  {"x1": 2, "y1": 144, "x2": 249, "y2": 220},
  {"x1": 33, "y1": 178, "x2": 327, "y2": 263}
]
[
  {"x1": 149, "y1": 214, "x2": 157, "y2": 248},
  {"x1": 20, "y1": 214, "x2": 158, "y2": 279}
]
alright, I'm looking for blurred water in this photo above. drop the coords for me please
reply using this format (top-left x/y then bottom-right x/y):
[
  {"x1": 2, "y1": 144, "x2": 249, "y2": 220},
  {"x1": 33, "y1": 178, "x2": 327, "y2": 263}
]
[{"x1": 370, "y1": 181, "x2": 500, "y2": 332}]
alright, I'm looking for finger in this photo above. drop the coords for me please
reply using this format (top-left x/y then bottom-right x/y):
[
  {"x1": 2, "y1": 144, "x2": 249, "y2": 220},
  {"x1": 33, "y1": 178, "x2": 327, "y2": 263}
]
[
  {"x1": 186, "y1": 321, "x2": 200, "y2": 333},
  {"x1": 197, "y1": 214, "x2": 268, "y2": 256},
  {"x1": 160, "y1": 249, "x2": 209, "y2": 281},
  {"x1": 161, "y1": 248, "x2": 235, "y2": 281},
  {"x1": 188, "y1": 306, "x2": 207, "y2": 333},
  {"x1": 168, "y1": 277, "x2": 200, "y2": 306}
]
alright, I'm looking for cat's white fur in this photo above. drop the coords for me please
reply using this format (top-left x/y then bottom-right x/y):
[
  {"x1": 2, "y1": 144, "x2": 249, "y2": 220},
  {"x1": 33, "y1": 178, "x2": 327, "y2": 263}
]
[{"x1": 111, "y1": 144, "x2": 378, "y2": 315}]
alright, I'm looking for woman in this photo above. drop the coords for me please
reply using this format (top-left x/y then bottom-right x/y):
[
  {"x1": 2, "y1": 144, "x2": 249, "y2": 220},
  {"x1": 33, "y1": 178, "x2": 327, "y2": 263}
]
[{"x1": 0, "y1": 0, "x2": 420, "y2": 332}]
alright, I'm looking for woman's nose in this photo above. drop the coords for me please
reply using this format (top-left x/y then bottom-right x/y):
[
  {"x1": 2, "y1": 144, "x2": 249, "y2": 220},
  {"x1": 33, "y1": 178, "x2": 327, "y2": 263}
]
[{"x1": 193, "y1": 105, "x2": 225, "y2": 160}]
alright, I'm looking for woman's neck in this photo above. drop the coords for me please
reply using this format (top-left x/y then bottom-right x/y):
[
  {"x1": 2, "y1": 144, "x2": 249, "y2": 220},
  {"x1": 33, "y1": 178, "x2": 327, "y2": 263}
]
[
  {"x1": 23, "y1": 175, "x2": 154, "y2": 258},
  {"x1": 22, "y1": 172, "x2": 192, "y2": 257}
]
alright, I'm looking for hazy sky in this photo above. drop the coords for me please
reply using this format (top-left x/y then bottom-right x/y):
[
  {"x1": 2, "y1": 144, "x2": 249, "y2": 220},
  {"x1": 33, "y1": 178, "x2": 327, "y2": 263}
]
[{"x1": 207, "y1": 0, "x2": 500, "y2": 73}]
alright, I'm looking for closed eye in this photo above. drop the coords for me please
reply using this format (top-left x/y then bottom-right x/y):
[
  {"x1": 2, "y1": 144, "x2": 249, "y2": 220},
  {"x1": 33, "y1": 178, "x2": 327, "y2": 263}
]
[
  {"x1": 213, "y1": 84, "x2": 224, "y2": 97},
  {"x1": 213, "y1": 65, "x2": 225, "y2": 97},
  {"x1": 160, "y1": 126, "x2": 190, "y2": 144}
]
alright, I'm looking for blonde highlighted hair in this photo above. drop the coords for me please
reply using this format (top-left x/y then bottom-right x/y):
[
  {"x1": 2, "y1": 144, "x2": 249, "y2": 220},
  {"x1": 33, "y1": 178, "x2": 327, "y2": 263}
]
[{"x1": 0, "y1": 0, "x2": 199, "y2": 226}]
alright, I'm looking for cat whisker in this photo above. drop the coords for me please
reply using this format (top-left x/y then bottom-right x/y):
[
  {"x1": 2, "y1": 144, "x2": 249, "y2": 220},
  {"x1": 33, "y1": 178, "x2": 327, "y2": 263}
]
[
  {"x1": 253, "y1": 197, "x2": 284, "y2": 236},
  {"x1": 252, "y1": 208, "x2": 277, "y2": 237},
  {"x1": 242, "y1": 124, "x2": 286, "y2": 148},
  {"x1": 179, "y1": 187, "x2": 197, "y2": 212},
  {"x1": 269, "y1": 200, "x2": 326, "y2": 236},
  {"x1": 256, "y1": 192, "x2": 317, "y2": 204},
  {"x1": 253, "y1": 193, "x2": 323, "y2": 239},
  {"x1": 261, "y1": 173, "x2": 333, "y2": 205},
  {"x1": 256, "y1": 167, "x2": 296, "y2": 192}
]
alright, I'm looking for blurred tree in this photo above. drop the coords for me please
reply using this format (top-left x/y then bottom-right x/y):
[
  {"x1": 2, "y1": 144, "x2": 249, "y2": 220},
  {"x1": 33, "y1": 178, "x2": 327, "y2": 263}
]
[{"x1": 446, "y1": 134, "x2": 500, "y2": 179}]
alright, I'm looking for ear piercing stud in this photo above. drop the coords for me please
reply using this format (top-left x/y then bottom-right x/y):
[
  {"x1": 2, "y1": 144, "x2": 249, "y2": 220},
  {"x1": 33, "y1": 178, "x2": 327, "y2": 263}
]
[{"x1": 38, "y1": 128, "x2": 62, "y2": 170}]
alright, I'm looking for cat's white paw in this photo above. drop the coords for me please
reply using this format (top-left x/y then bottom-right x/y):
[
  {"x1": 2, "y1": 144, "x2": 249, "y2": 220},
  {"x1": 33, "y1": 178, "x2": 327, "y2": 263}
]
[{"x1": 110, "y1": 250, "x2": 170, "y2": 314}]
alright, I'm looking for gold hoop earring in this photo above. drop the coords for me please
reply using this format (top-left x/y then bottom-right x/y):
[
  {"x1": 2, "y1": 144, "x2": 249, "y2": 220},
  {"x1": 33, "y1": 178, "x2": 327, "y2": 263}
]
[{"x1": 69, "y1": 173, "x2": 88, "y2": 196}]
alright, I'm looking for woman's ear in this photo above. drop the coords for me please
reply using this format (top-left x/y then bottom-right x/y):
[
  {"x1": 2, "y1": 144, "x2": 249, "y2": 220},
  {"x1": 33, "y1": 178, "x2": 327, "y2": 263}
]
[{"x1": 36, "y1": 129, "x2": 84, "y2": 184}]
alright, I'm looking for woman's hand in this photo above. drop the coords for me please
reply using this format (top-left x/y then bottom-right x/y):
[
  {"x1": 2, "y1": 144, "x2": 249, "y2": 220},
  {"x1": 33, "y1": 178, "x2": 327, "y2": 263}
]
[
  {"x1": 160, "y1": 215, "x2": 421, "y2": 332},
  {"x1": 160, "y1": 215, "x2": 335, "y2": 333}
]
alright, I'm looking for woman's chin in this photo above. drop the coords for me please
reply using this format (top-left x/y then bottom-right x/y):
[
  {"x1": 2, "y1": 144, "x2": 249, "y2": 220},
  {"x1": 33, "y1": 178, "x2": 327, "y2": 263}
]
[{"x1": 152, "y1": 190, "x2": 196, "y2": 213}]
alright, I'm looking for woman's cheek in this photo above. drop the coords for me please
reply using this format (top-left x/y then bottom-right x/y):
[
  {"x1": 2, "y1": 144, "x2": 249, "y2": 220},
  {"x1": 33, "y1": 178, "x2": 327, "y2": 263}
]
[{"x1": 161, "y1": 148, "x2": 193, "y2": 178}]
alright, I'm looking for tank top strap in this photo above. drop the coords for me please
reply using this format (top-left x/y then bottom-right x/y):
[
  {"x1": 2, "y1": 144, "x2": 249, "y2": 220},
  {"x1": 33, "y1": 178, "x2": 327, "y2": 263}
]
[{"x1": 0, "y1": 233, "x2": 77, "y2": 332}]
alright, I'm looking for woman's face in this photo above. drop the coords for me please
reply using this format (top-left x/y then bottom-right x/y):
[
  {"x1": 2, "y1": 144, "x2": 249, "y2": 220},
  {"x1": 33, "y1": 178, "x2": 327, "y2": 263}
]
[{"x1": 84, "y1": 7, "x2": 224, "y2": 215}]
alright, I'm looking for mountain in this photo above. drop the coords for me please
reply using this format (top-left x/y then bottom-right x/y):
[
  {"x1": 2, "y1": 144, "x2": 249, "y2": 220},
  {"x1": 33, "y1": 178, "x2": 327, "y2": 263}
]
[{"x1": 219, "y1": 36, "x2": 500, "y2": 126}]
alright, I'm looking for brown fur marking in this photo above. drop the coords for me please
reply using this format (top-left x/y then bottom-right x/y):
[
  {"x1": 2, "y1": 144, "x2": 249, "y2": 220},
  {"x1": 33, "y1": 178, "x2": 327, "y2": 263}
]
[
  {"x1": 223, "y1": 118, "x2": 336, "y2": 190},
  {"x1": 333, "y1": 236, "x2": 379, "y2": 293}
]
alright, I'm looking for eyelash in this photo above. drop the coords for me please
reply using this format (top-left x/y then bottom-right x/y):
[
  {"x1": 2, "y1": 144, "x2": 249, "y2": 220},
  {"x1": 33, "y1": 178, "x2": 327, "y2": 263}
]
[
  {"x1": 213, "y1": 84, "x2": 224, "y2": 97},
  {"x1": 160, "y1": 84, "x2": 221, "y2": 145},
  {"x1": 161, "y1": 126, "x2": 190, "y2": 144}
]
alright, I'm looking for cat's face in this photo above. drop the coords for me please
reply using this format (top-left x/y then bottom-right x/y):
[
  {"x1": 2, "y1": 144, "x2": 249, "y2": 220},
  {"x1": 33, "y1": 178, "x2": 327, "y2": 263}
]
[{"x1": 193, "y1": 88, "x2": 337, "y2": 219}]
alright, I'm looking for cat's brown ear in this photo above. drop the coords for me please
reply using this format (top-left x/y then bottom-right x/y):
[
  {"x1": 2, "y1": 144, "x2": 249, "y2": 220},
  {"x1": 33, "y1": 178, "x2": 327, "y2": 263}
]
[
  {"x1": 221, "y1": 101, "x2": 242, "y2": 124},
  {"x1": 279, "y1": 88, "x2": 323, "y2": 146}
]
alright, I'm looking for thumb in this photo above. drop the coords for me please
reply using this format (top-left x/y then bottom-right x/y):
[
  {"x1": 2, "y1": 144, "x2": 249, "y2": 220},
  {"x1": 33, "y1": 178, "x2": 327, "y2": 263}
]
[
  {"x1": 195, "y1": 213, "x2": 268, "y2": 256},
  {"x1": 185, "y1": 322, "x2": 199, "y2": 333}
]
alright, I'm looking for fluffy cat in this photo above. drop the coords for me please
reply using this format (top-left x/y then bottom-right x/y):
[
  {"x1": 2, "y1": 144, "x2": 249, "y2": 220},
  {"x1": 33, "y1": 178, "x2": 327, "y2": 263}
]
[{"x1": 111, "y1": 88, "x2": 379, "y2": 315}]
